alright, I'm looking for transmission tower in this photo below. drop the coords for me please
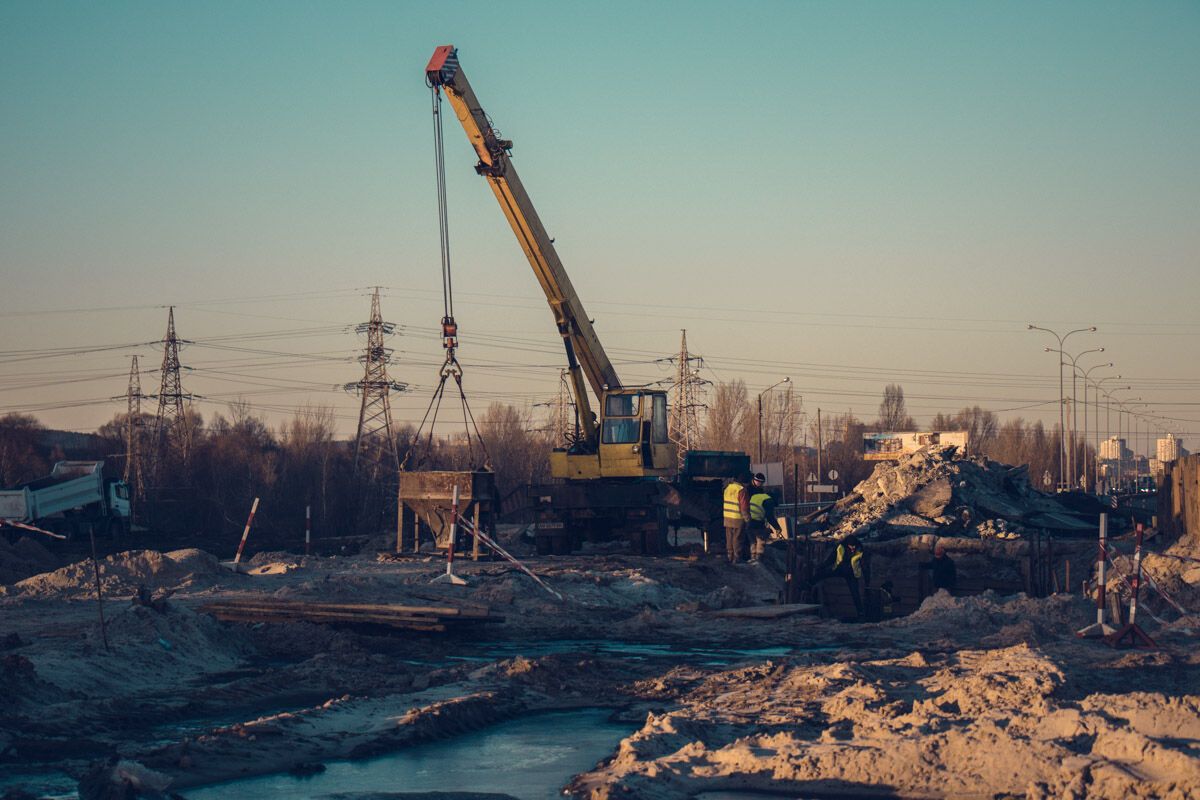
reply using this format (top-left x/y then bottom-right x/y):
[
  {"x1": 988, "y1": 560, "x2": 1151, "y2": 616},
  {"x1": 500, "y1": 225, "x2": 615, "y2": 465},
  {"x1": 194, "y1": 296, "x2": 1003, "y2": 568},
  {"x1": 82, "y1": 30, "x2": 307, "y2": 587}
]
[
  {"x1": 345, "y1": 288, "x2": 407, "y2": 480},
  {"x1": 152, "y1": 306, "x2": 193, "y2": 468},
  {"x1": 124, "y1": 355, "x2": 147, "y2": 503},
  {"x1": 551, "y1": 369, "x2": 577, "y2": 448},
  {"x1": 668, "y1": 329, "x2": 708, "y2": 469}
]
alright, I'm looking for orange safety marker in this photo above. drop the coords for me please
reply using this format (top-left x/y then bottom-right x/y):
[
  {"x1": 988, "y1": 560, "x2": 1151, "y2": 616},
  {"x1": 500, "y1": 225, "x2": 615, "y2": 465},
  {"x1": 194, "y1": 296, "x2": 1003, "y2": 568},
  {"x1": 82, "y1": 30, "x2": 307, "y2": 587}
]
[
  {"x1": 233, "y1": 497, "x2": 261, "y2": 565},
  {"x1": 1104, "y1": 523, "x2": 1157, "y2": 649},
  {"x1": 431, "y1": 485, "x2": 467, "y2": 586}
]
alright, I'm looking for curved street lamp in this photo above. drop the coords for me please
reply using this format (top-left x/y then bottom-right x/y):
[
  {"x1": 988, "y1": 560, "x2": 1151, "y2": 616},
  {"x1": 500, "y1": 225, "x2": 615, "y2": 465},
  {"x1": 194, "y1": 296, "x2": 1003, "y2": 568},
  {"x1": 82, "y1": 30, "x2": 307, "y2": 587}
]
[
  {"x1": 1045, "y1": 345, "x2": 1104, "y2": 489},
  {"x1": 1029, "y1": 324, "x2": 1096, "y2": 490},
  {"x1": 757, "y1": 377, "x2": 790, "y2": 463},
  {"x1": 1116, "y1": 396, "x2": 1143, "y2": 491},
  {"x1": 1090, "y1": 375, "x2": 1122, "y2": 491},
  {"x1": 1072, "y1": 360, "x2": 1113, "y2": 490}
]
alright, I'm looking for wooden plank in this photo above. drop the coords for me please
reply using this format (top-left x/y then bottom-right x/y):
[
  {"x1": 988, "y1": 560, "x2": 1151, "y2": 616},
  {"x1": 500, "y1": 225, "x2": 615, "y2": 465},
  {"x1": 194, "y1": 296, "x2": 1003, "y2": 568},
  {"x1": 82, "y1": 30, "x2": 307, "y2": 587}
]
[
  {"x1": 208, "y1": 599, "x2": 494, "y2": 618},
  {"x1": 203, "y1": 604, "x2": 501, "y2": 626},
  {"x1": 709, "y1": 603, "x2": 821, "y2": 619},
  {"x1": 200, "y1": 601, "x2": 502, "y2": 628},
  {"x1": 204, "y1": 608, "x2": 450, "y2": 631}
]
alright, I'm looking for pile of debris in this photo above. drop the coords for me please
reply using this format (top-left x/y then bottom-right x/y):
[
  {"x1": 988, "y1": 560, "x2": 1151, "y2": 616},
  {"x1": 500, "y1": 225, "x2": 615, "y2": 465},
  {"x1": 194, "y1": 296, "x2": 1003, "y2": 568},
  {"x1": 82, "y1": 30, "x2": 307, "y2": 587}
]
[{"x1": 819, "y1": 446, "x2": 1102, "y2": 542}]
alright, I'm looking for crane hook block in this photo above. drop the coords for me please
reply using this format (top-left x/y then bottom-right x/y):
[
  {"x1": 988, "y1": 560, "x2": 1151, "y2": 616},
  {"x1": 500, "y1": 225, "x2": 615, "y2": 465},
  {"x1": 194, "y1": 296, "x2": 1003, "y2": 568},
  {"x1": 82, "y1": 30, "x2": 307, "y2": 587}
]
[
  {"x1": 426, "y1": 45, "x2": 459, "y2": 88},
  {"x1": 441, "y1": 315, "x2": 458, "y2": 350}
]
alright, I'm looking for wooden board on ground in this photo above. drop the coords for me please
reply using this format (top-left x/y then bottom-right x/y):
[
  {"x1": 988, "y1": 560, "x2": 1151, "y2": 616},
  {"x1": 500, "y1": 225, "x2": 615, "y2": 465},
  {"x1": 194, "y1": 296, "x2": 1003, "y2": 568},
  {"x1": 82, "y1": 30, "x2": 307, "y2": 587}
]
[
  {"x1": 200, "y1": 599, "x2": 503, "y2": 632},
  {"x1": 709, "y1": 603, "x2": 821, "y2": 619}
]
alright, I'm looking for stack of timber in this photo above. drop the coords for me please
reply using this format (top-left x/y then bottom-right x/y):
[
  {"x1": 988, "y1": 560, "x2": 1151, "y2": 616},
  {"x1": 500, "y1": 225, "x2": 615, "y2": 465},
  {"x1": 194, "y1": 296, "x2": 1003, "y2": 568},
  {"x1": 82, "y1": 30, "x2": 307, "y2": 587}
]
[{"x1": 200, "y1": 598, "x2": 503, "y2": 632}]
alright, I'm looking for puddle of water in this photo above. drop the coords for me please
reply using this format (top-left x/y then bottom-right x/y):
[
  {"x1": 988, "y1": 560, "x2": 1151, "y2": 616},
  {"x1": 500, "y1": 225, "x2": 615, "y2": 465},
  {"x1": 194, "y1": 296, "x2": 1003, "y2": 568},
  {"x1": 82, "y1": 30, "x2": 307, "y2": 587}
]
[{"x1": 184, "y1": 708, "x2": 631, "y2": 800}]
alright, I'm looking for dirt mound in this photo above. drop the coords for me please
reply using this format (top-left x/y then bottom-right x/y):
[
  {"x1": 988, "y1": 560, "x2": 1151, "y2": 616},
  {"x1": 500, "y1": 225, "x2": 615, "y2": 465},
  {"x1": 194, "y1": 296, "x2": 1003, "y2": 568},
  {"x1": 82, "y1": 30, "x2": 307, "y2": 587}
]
[
  {"x1": 570, "y1": 640, "x2": 1200, "y2": 799},
  {"x1": 823, "y1": 446, "x2": 1100, "y2": 542},
  {"x1": 9, "y1": 548, "x2": 224, "y2": 598},
  {"x1": 894, "y1": 589, "x2": 1090, "y2": 640},
  {"x1": 0, "y1": 535, "x2": 60, "y2": 585}
]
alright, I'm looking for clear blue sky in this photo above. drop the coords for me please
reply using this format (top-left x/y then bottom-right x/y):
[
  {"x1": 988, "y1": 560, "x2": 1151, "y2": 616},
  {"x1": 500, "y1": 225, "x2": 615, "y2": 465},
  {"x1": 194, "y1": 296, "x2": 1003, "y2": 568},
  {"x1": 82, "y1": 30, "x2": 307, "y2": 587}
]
[{"x1": 2, "y1": 1, "x2": 1197, "y2": 453}]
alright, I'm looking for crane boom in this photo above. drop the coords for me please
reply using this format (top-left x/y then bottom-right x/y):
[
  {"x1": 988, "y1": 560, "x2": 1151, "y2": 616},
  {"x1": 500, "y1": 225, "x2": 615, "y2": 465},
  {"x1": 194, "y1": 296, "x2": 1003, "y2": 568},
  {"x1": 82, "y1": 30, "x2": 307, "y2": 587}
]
[{"x1": 426, "y1": 46, "x2": 619, "y2": 445}]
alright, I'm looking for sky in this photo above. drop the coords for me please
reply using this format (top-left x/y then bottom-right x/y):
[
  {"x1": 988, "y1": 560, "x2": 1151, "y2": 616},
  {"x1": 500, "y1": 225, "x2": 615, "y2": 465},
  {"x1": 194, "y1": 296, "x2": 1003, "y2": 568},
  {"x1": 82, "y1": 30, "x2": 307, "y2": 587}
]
[{"x1": 1, "y1": 0, "x2": 1197, "y2": 456}]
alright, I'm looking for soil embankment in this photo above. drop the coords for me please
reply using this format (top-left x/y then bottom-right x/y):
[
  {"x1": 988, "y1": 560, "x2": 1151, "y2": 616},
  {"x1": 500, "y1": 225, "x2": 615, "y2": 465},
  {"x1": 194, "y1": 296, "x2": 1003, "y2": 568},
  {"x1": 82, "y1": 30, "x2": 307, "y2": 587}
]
[{"x1": 0, "y1": 531, "x2": 1198, "y2": 799}]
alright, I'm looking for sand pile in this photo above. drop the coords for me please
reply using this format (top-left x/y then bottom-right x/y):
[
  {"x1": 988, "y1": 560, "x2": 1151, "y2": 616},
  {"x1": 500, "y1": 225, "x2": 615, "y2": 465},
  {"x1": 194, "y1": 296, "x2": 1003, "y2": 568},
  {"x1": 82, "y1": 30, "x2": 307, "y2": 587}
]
[
  {"x1": 7, "y1": 548, "x2": 224, "y2": 599},
  {"x1": 0, "y1": 535, "x2": 60, "y2": 585},
  {"x1": 823, "y1": 446, "x2": 1101, "y2": 542},
  {"x1": 569, "y1": 640, "x2": 1200, "y2": 799},
  {"x1": 894, "y1": 589, "x2": 1090, "y2": 646}
]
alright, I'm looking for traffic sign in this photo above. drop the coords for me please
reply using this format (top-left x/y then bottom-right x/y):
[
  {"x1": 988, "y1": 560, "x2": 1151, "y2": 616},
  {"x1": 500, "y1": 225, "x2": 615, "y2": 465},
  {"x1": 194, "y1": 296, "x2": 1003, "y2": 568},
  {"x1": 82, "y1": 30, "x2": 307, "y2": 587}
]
[
  {"x1": 1042, "y1": 471, "x2": 1052, "y2": 488},
  {"x1": 1110, "y1": 496, "x2": 1118, "y2": 509},
  {"x1": 828, "y1": 469, "x2": 839, "y2": 481},
  {"x1": 807, "y1": 472, "x2": 816, "y2": 482},
  {"x1": 807, "y1": 484, "x2": 838, "y2": 494}
]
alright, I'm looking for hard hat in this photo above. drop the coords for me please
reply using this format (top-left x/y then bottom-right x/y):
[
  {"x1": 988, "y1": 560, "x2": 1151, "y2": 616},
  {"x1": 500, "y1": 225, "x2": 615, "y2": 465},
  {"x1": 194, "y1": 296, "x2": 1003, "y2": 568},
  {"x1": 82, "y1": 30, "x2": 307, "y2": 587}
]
[{"x1": 752, "y1": 472, "x2": 766, "y2": 483}]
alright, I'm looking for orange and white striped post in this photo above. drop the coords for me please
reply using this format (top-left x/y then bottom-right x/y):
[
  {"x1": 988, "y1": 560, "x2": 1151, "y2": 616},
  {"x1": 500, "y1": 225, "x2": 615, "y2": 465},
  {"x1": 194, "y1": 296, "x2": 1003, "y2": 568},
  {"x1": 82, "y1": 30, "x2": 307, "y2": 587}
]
[
  {"x1": 233, "y1": 497, "x2": 260, "y2": 565},
  {"x1": 431, "y1": 485, "x2": 467, "y2": 586}
]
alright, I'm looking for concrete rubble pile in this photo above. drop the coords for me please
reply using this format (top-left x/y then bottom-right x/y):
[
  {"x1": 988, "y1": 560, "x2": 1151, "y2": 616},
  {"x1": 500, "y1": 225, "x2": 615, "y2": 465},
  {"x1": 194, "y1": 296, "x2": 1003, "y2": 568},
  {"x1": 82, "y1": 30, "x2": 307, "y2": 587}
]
[{"x1": 821, "y1": 446, "x2": 1100, "y2": 542}]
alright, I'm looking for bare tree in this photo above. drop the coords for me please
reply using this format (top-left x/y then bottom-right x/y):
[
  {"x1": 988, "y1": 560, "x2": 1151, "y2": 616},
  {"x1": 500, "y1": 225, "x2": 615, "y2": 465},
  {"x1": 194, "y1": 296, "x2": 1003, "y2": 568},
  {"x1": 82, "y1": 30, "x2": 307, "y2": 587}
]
[
  {"x1": 478, "y1": 402, "x2": 550, "y2": 494},
  {"x1": 877, "y1": 384, "x2": 916, "y2": 431},
  {"x1": 702, "y1": 380, "x2": 753, "y2": 453},
  {"x1": 0, "y1": 413, "x2": 47, "y2": 486}
]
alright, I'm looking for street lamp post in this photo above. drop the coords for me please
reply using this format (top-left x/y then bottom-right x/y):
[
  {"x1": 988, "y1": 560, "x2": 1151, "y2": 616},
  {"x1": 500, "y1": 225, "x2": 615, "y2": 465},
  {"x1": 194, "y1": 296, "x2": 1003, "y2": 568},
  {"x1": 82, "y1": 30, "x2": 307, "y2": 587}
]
[
  {"x1": 1117, "y1": 397, "x2": 1143, "y2": 491},
  {"x1": 1029, "y1": 325, "x2": 1096, "y2": 490},
  {"x1": 757, "y1": 377, "x2": 790, "y2": 464},
  {"x1": 1092, "y1": 376, "x2": 1123, "y2": 491},
  {"x1": 1103, "y1": 386, "x2": 1131, "y2": 491},
  {"x1": 1044, "y1": 345, "x2": 1104, "y2": 490},
  {"x1": 1076, "y1": 361, "x2": 1113, "y2": 490}
]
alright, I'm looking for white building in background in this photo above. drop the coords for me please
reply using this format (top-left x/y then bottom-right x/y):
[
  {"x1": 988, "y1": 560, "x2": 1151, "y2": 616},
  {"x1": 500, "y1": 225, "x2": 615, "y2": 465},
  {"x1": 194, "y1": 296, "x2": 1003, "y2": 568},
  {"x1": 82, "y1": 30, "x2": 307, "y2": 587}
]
[
  {"x1": 1100, "y1": 437, "x2": 1129, "y2": 461},
  {"x1": 1157, "y1": 434, "x2": 1180, "y2": 463}
]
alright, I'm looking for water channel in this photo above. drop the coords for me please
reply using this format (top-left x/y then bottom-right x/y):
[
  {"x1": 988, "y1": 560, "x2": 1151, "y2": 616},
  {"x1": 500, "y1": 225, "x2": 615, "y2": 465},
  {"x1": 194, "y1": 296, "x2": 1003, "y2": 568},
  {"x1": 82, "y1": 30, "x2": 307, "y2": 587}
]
[{"x1": 184, "y1": 708, "x2": 633, "y2": 800}]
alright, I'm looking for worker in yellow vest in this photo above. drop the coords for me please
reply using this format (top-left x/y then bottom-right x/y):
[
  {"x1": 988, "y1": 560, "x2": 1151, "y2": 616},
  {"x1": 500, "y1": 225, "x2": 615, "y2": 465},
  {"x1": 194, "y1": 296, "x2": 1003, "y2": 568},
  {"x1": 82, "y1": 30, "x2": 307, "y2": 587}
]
[
  {"x1": 747, "y1": 472, "x2": 781, "y2": 563},
  {"x1": 722, "y1": 473, "x2": 752, "y2": 564},
  {"x1": 804, "y1": 534, "x2": 869, "y2": 620}
]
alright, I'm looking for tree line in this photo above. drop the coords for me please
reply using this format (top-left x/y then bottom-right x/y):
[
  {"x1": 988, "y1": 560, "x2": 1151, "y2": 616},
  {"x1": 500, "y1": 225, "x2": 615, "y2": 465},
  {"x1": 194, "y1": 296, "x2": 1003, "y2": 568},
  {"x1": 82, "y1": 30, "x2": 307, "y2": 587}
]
[{"x1": 0, "y1": 381, "x2": 1085, "y2": 550}]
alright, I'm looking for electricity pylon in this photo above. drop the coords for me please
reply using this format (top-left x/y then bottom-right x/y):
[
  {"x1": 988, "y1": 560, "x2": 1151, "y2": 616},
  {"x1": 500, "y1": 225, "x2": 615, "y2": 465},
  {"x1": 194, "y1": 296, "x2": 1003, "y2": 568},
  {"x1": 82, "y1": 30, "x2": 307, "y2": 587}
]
[
  {"x1": 668, "y1": 329, "x2": 708, "y2": 469},
  {"x1": 152, "y1": 306, "x2": 193, "y2": 471},
  {"x1": 345, "y1": 288, "x2": 407, "y2": 480},
  {"x1": 552, "y1": 369, "x2": 577, "y2": 448},
  {"x1": 124, "y1": 355, "x2": 147, "y2": 503}
]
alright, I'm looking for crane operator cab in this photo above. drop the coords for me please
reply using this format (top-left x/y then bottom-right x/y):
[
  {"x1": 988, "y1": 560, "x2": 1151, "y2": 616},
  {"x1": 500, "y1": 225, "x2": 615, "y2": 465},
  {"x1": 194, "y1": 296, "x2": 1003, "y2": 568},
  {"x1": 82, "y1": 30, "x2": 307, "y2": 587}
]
[{"x1": 550, "y1": 389, "x2": 675, "y2": 480}]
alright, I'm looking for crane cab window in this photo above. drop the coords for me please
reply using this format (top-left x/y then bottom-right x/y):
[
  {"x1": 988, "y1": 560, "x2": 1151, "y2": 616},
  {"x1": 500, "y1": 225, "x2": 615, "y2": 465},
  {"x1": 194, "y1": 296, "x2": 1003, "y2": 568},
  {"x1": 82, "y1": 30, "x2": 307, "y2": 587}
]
[
  {"x1": 603, "y1": 393, "x2": 641, "y2": 444},
  {"x1": 652, "y1": 394, "x2": 668, "y2": 443},
  {"x1": 605, "y1": 394, "x2": 640, "y2": 417}
]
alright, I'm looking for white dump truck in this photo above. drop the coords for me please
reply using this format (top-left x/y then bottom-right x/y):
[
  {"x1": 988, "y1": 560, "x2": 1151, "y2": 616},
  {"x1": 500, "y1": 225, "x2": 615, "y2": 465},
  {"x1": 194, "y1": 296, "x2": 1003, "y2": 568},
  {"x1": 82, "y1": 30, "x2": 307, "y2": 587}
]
[{"x1": 0, "y1": 460, "x2": 131, "y2": 538}]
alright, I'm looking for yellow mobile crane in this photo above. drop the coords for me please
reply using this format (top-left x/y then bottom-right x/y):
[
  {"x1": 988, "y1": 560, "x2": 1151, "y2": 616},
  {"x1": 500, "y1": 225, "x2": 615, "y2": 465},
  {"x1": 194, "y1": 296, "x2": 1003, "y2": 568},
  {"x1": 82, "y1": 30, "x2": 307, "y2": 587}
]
[{"x1": 425, "y1": 46, "x2": 747, "y2": 552}]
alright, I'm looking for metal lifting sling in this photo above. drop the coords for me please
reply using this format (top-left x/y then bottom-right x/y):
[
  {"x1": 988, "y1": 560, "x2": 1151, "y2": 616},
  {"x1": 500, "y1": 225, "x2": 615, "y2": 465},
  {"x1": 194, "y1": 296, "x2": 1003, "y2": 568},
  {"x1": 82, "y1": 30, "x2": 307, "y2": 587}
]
[{"x1": 401, "y1": 77, "x2": 490, "y2": 471}]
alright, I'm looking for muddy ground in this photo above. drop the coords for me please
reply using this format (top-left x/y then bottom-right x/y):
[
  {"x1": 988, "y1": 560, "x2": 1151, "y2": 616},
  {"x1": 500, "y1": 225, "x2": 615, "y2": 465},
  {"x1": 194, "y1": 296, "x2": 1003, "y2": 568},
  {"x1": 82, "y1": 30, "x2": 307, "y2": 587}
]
[{"x1": 1, "y1": 531, "x2": 1198, "y2": 800}]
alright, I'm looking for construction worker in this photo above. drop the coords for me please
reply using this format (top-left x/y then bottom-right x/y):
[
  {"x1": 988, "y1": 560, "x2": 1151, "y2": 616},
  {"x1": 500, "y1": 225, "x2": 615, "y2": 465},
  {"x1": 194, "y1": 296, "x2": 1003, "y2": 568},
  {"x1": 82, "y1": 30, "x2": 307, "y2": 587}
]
[
  {"x1": 747, "y1": 473, "x2": 781, "y2": 563},
  {"x1": 722, "y1": 473, "x2": 752, "y2": 564},
  {"x1": 805, "y1": 534, "x2": 868, "y2": 620},
  {"x1": 919, "y1": 542, "x2": 957, "y2": 596}
]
